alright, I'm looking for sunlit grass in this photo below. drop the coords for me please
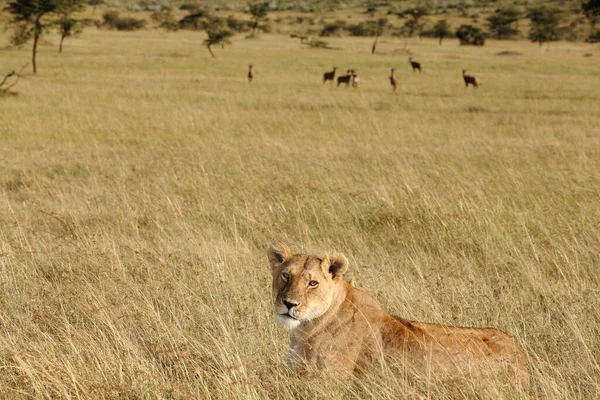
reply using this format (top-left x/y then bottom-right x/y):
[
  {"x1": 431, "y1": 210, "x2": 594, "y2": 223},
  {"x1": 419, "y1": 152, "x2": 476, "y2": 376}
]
[{"x1": 1, "y1": 28, "x2": 599, "y2": 399}]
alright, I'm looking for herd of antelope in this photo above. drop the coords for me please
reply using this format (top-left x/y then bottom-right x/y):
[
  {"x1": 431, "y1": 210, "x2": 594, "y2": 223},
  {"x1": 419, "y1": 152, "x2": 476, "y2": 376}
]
[
  {"x1": 325, "y1": 68, "x2": 360, "y2": 88},
  {"x1": 248, "y1": 58, "x2": 479, "y2": 90}
]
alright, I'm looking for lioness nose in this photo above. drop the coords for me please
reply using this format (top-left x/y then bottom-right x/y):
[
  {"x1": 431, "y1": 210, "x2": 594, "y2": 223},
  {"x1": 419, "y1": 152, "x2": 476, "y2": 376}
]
[{"x1": 283, "y1": 300, "x2": 298, "y2": 310}]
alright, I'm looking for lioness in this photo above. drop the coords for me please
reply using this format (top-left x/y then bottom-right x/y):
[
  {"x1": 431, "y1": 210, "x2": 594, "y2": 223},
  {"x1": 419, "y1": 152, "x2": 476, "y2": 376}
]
[{"x1": 268, "y1": 243, "x2": 528, "y2": 385}]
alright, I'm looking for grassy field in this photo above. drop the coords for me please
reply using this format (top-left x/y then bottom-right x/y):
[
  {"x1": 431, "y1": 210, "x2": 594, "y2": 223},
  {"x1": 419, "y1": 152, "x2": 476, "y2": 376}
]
[{"x1": 1, "y1": 27, "x2": 600, "y2": 399}]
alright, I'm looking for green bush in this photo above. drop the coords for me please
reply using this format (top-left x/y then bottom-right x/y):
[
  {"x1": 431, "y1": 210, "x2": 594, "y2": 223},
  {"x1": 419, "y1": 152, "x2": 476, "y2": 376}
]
[
  {"x1": 113, "y1": 17, "x2": 146, "y2": 31},
  {"x1": 102, "y1": 11, "x2": 146, "y2": 31},
  {"x1": 319, "y1": 20, "x2": 346, "y2": 36},
  {"x1": 152, "y1": 11, "x2": 179, "y2": 31},
  {"x1": 456, "y1": 24, "x2": 485, "y2": 46},
  {"x1": 348, "y1": 21, "x2": 378, "y2": 36}
]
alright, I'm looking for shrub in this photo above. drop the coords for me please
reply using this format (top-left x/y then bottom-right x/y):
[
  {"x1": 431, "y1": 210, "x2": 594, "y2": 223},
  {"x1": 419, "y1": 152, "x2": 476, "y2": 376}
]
[
  {"x1": 486, "y1": 6, "x2": 522, "y2": 39},
  {"x1": 319, "y1": 20, "x2": 346, "y2": 36},
  {"x1": 527, "y1": 5, "x2": 567, "y2": 46},
  {"x1": 113, "y1": 17, "x2": 146, "y2": 31},
  {"x1": 456, "y1": 24, "x2": 485, "y2": 45},
  {"x1": 102, "y1": 11, "x2": 146, "y2": 31},
  {"x1": 152, "y1": 11, "x2": 179, "y2": 31},
  {"x1": 348, "y1": 21, "x2": 378, "y2": 36}
]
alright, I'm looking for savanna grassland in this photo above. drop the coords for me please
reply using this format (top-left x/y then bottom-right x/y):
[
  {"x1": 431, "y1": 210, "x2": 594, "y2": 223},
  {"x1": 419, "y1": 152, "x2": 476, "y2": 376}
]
[{"x1": 1, "y1": 22, "x2": 600, "y2": 399}]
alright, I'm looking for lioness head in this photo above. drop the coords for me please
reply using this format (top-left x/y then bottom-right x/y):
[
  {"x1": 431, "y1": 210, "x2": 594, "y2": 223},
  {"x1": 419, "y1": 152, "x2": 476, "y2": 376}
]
[{"x1": 267, "y1": 243, "x2": 349, "y2": 330}]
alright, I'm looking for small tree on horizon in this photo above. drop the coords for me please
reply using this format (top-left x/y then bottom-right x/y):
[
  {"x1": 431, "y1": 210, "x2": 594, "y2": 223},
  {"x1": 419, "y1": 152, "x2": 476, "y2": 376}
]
[
  {"x1": 5, "y1": 0, "x2": 58, "y2": 73},
  {"x1": 486, "y1": 6, "x2": 522, "y2": 39},
  {"x1": 371, "y1": 18, "x2": 389, "y2": 54},
  {"x1": 55, "y1": 0, "x2": 86, "y2": 53},
  {"x1": 247, "y1": 1, "x2": 269, "y2": 35},
  {"x1": 179, "y1": 8, "x2": 211, "y2": 30},
  {"x1": 432, "y1": 19, "x2": 451, "y2": 45},
  {"x1": 55, "y1": 17, "x2": 82, "y2": 52},
  {"x1": 456, "y1": 24, "x2": 485, "y2": 46},
  {"x1": 202, "y1": 16, "x2": 234, "y2": 58},
  {"x1": 527, "y1": 5, "x2": 566, "y2": 47},
  {"x1": 397, "y1": 6, "x2": 430, "y2": 38},
  {"x1": 179, "y1": 10, "x2": 234, "y2": 58}
]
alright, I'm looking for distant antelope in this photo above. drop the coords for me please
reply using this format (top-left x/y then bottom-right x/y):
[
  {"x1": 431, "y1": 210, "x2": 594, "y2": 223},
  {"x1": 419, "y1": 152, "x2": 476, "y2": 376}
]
[
  {"x1": 323, "y1": 67, "x2": 337, "y2": 84},
  {"x1": 248, "y1": 65, "x2": 254, "y2": 83},
  {"x1": 351, "y1": 71, "x2": 360, "y2": 88},
  {"x1": 409, "y1": 57, "x2": 422, "y2": 72},
  {"x1": 390, "y1": 68, "x2": 398, "y2": 92},
  {"x1": 462, "y1": 69, "x2": 478, "y2": 88},
  {"x1": 337, "y1": 70, "x2": 353, "y2": 87}
]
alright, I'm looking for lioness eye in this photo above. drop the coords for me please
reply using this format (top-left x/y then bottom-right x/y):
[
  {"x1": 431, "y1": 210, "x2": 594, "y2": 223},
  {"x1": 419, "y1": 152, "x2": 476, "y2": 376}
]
[
  {"x1": 281, "y1": 272, "x2": 290, "y2": 281},
  {"x1": 308, "y1": 281, "x2": 319, "y2": 288}
]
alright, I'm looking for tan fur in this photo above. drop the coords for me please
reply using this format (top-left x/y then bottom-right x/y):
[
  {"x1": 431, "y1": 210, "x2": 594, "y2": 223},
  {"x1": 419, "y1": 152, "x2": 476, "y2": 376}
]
[{"x1": 267, "y1": 243, "x2": 528, "y2": 385}]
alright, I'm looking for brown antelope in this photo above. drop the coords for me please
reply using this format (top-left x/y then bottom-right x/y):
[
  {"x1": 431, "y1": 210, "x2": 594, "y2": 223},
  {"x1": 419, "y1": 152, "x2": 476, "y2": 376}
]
[
  {"x1": 248, "y1": 65, "x2": 254, "y2": 83},
  {"x1": 409, "y1": 57, "x2": 422, "y2": 72},
  {"x1": 390, "y1": 68, "x2": 398, "y2": 92},
  {"x1": 323, "y1": 67, "x2": 337, "y2": 84},
  {"x1": 462, "y1": 69, "x2": 478, "y2": 88},
  {"x1": 351, "y1": 71, "x2": 360, "y2": 88},
  {"x1": 337, "y1": 70, "x2": 353, "y2": 87}
]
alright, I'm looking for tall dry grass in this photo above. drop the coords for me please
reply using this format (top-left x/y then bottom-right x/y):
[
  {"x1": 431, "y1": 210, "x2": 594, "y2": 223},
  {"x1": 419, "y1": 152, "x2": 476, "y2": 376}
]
[{"x1": 1, "y1": 29, "x2": 599, "y2": 398}]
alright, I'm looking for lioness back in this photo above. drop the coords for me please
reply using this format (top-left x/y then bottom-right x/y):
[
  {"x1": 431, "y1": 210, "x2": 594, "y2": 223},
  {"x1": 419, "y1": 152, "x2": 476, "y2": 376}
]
[
  {"x1": 267, "y1": 243, "x2": 528, "y2": 386},
  {"x1": 382, "y1": 316, "x2": 528, "y2": 384}
]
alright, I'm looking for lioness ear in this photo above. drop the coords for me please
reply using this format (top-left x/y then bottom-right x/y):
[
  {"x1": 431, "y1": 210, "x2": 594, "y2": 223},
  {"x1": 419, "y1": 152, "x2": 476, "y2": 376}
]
[
  {"x1": 322, "y1": 253, "x2": 349, "y2": 280},
  {"x1": 267, "y1": 242, "x2": 292, "y2": 270}
]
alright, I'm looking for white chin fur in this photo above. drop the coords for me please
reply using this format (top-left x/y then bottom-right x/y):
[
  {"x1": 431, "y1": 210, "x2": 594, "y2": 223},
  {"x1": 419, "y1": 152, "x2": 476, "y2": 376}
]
[{"x1": 276, "y1": 314, "x2": 301, "y2": 330}]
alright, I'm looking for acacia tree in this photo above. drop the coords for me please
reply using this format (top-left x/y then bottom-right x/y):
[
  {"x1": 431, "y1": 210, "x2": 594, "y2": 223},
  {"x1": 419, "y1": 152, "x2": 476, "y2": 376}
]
[
  {"x1": 456, "y1": 25, "x2": 485, "y2": 46},
  {"x1": 179, "y1": 10, "x2": 234, "y2": 58},
  {"x1": 397, "y1": 6, "x2": 430, "y2": 38},
  {"x1": 179, "y1": 8, "x2": 211, "y2": 30},
  {"x1": 527, "y1": 6, "x2": 566, "y2": 47},
  {"x1": 432, "y1": 20, "x2": 451, "y2": 45},
  {"x1": 55, "y1": 0, "x2": 86, "y2": 53},
  {"x1": 5, "y1": 0, "x2": 58, "y2": 73},
  {"x1": 371, "y1": 18, "x2": 389, "y2": 54},
  {"x1": 202, "y1": 17, "x2": 234, "y2": 58},
  {"x1": 486, "y1": 6, "x2": 522, "y2": 39},
  {"x1": 247, "y1": 1, "x2": 269, "y2": 34}
]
